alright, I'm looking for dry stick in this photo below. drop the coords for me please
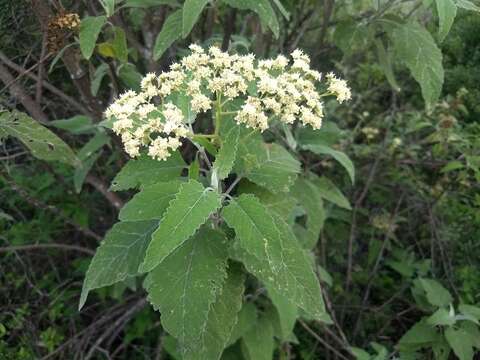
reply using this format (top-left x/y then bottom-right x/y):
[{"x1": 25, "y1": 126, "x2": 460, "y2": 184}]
[
  {"x1": 0, "y1": 243, "x2": 94, "y2": 256},
  {"x1": 36, "y1": 32, "x2": 48, "y2": 104},
  {"x1": 0, "y1": 61, "x2": 48, "y2": 123},
  {"x1": 85, "y1": 174, "x2": 124, "y2": 210},
  {"x1": 3, "y1": 174, "x2": 102, "y2": 241},
  {"x1": 351, "y1": 193, "x2": 405, "y2": 341},
  {"x1": 84, "y1": 298, "x2": 147, "y2": 360},
  {"x1": 427, "y1": 205, "x2": 460, "y2": 298},
  {"x1": 0, "y1": 51, "x2": 90, "y2": 115},
  {"x1": 299, "y1": 320, "x2": 351, "y2": 360}
]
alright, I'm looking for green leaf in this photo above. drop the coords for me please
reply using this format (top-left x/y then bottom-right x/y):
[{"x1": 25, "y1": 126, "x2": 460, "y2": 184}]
[
  {"x1": 1, "y1": 111, "x2": 78, "y2": 166},
  {"x1": 269, "y1": 290, "x2": 297, "y2": 340},
  {"x1": 79, "y1": 16, "x2": 107, "y2": 60},
  {"x1": 223, "y1": 194, "x2": 328, "y2": 321},
  {"x1": 419, "y1": 278, "x2": 453, "y2": 307},
  {"x1": 153, "y1": 10, "x2": 183, "y2": 60},
  {"x1": 145, "y1": 227, "x2": 229, "y2": 358},
  {"x1": 398, "y1": 320, "x2": 439, "y2": 349},
  {"x1": 427, "y1": 307, "x2": 456, "y2": 326},
  {"x1": 74, "y1": 151, "x2": 101, "y2": 193},
  {"x1": 227, "y1": 302, "x2": 257, "y2": 346},
  {"x1": 435, "y1": 0, "x2": 457, "y2": 42},
  {"x1": 456, "y1": 0, "x2": 480, "y2": 11},
  {"x1": 350, "y1": 347, "x2": 372, "y2": 360},
  {"x1": 140, "y1": 180, "x2": 222, "y2": 272},
  {"x1": 91, "y1": 63, "x2": 109, "y2": 96},
  {"x1": 303, "y1": 144, "x2": 355, "y2": 184},
  {"x1": 119, "y1": 180, "x2": 182, "y2": 221},
  {"x1": 312, "y1": 176, "x2": 352, "y2": 210},
  {"x1": 241, "y1": 314, "x2": 275, "y2": 360},
  {"x1": 459, "y1": 304, "x2": 480, "y2": 321},
  {"x1": 110, "y1": 152, "x2": 186, "y2": 191},
  {"x1": 117, "y1": 63, "x2": 143, "y2": 91},
  {"x1": 441, "y1": 160, "x2": 464, "y2": 173},
  {"x1": 50, "y1": 115, "x2": 95, "y2": 134},
  {"x1": 445, "y1": 327, "x2": 474, "y2": 360},
  {"x1": 189, "y1": 263, "x2": 245, "y2": 360},
  {"x1": 222, "y1": 0, "x2": 280, "y2": 38},
  {"x1": 182, "y1": 0, "x2": 209, "y2": 37},
  {"x1": 296, "y1": 121, "x2": 343, "y2": 148},
  {"x1": 236, "y1": 135, "x2": 301, "y2": 193},
  {"x1": 389, "y1": 22, "x2": 444, "y2": 108},
  {"x1": 77, "y1": 132, "x2": 110, "y2": 161},
  {"x1": 237, "y1": 181, "x2": 296, "y2": 220},
  {"x1": 333, "y1": 20, "x2": 369, "y2": 55},
  {"x1": 374, "y1": 39, "x2": 401, "y2": 92},
  {"x1": 79, "y1": 220, "x2": 158, "y2": 309},
  {"x1": 123, "y1": 0, "x2": 178, "y2": 7},
  {"x1": 214, "y1": 126, "x2": 240, "y2": 180},
  {"x1": 291, "y1": 177, "x2": 326, "y2": 249},
  {"x1": 112, "y1": 26, "x2": 129, "y2": 62}
]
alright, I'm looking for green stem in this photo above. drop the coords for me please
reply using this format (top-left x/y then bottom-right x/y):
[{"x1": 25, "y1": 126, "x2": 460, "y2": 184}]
[{"x1": 214, "y1": 92, "x2": 222, "y2": 137}]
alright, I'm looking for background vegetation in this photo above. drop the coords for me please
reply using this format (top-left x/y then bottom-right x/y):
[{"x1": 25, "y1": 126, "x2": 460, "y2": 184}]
[{"x1": 1, "y1": 0, "x2": 480, "y2": 359}]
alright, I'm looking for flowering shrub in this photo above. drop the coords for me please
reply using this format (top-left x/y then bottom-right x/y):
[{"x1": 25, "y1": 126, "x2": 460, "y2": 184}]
[
  {"x1": 105, "y1": 45, "x2": 350, "y2": 160},
  {"x1": 77, "y1": 45, "x2": 351, "y2": 359}
]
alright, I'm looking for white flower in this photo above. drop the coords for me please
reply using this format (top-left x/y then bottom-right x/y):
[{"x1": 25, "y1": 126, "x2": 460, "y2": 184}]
[
  {"x1": 327, "y1": 72, "x2": 352, "y2": 103},
  {"x1": 105, "y1": 45, "x2": 351, "y2": 160}
]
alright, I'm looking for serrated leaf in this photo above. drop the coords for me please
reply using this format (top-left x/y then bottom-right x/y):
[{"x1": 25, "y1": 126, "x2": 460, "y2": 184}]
[
  {"x1": 398, "y1": 320, "x2": 439, "y2": 350},
  {"x1": 187, "y1": 263, "x2": 245, "y2": 360},
  {"x1": 269, "y1": 290, "x2": 297, "y2": 341},
  {"x1": 238, "y1": 181, "x2": 296, "y2": 220},
  {"x1": 427, "y1": 308, "x2": 456, "y2": 326},
  {"x1": 153, "y1": 10, "x2": 183, "y2": 60},
  {"x1": 297, "y1": 121, "x2": 343, "y2": 148},
  {"x1": 241, "y1": 314, "x2": 275, "y2": 360},
  {"x1": 119, "y1": 180, "x2": 182, "y2": 221},
  {"x1": 223, "y1": 194, "x2": 328, "y2": 321},
  {"x1": 74, "y1": 151, "x2": 101, "y2": 193},
  {"x1": 390, "y1": 22, "x2": 444, "y2": 108},
  {"x1": 227, "y1": 302, "x2": 257, "y2": 346},
  {"x1": 110, "y1": 152, "x2": 186, "y2": 191},
  {"x1": 79, "y1": 16, "x2": 107, "y2": 60},
  {"x1": 445, "y1": 327, "x2": 474, "y2": 360},
  {"x1": 79, "y1": 220, "x2": 158, "y2": 309},
  {"x1": 334, "y1": 20, "x2": 369, "y2": 55},
  {"x1": 303, "y1": 144, "x2": 355, "y2": 184},
  {"x1": 112, "y1": 26, "x2": 128, "y2": 62},
  {"x1": 1, "y1": 111, "x2": 78, "y2": 166},
  {"x1": 182, "y1": 0, "x2": 209, "y2": 37},
  {"x1": 50, "y1": 115, "x2": 94, "y2": 134},
  {"x1": 435, "y1": 0, "x2": 457, "y2": 42},
  {"x1": 456, "y1": 0, "x2": 480, "y2": 11},
  {"x1": 312, "y1": 175, "x2": 352, "y2": 210},
  {"x1": 419, "y1": 278, "x2": 453, "y2": 307},
  {"x1": 222, "y1": 0, "x2": 280, "y2": 38},
  {"x1": 374, "y1": 39, "x2": 401, "y2": 92},
  {"x1": 236, "y1": 135, "x2": 300, "y2": 193},
  {"x1": 291, "y1": 177, "x2": 326, "y2": 249},
  {"x1": 145, "y1": 227, "x2": 229, "y2": 358},
  {"x1": 214, "y1": 126, "x2": 240, "y2": 180},
  {"x1": 140, "y1": 180, "x2": 222, "y2": 272}
]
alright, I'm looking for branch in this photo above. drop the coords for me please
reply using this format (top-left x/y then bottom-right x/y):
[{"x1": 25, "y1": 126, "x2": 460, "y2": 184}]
[
  {"x1": 0, "y1": 51, "x2": 90, "y2": 116},
  {"x1": 0, "y1": 61, "x2": 48, "y2": 122},
  {"x1": 85, "y1": 174, "x2": 124, "y2": 210},
  {"x1": 2, "y1": 172, "x2": 102, "y2": 241},
  {"x1": 0, "y1": 243, "x2": 95, "y2": 256}
]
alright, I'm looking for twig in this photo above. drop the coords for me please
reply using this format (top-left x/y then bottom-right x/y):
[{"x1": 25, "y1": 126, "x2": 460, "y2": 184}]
[
  {"x1": 84, "y1": 298, "x2": 147, "y2": 360},
  {"x1": 85, "y1": 174, "x2": 124, "y2": 210},
  {"x1": 0, "y1": 243, "x2": 94, "y2": 255},
  {"x1": 299, "y1": 320, "x2": 351, "y2": 360},
  {"x1": 0, "y1": 61, "x2": 48, "y2": 122},
  {"x1": 2, "y1": 172, "x2": 102, "y2": 241},
  {"x1": 0, "y1": 50, "x2": 90, "y2": 115}
]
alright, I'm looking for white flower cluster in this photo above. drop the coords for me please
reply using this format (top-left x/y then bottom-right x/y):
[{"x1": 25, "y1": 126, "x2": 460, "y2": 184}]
[
  {"x1": 105, "y1": 89, "x2": 188, "y2": 160},
  {"x1": 105, "y1": 45, "x2": 351, "y2": 160}
]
